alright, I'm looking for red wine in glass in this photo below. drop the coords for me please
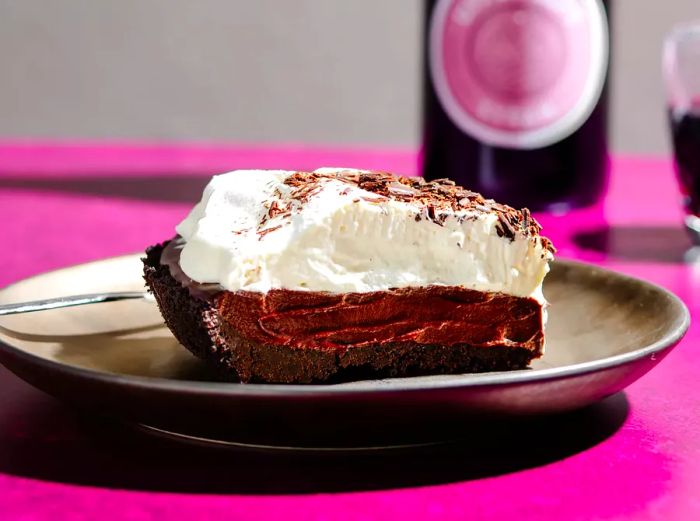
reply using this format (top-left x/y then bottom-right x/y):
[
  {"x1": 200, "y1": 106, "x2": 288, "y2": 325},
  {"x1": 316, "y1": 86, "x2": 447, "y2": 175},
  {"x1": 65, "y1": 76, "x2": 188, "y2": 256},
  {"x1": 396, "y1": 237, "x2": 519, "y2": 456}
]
[
  {"x1": 664, "y1": 23, "x2": 700, "y2": 241},
  {"x1": 670, "y1": 104, "x2": 700, "y2": 219}
]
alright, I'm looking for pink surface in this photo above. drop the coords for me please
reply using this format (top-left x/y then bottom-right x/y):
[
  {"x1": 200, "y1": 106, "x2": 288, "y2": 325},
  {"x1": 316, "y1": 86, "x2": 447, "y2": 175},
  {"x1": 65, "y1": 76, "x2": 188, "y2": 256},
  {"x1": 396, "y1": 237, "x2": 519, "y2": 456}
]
[{"x1": 1, "y1": 144, "x2": 699, "y2": 520}]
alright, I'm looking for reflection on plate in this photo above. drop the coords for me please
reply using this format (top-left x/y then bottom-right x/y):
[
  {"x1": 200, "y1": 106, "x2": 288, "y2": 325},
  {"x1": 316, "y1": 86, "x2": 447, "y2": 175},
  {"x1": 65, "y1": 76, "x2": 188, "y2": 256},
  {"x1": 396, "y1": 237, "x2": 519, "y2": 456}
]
[{"x1": 0, "y1": 255, "x2": 689, "y2": 449}]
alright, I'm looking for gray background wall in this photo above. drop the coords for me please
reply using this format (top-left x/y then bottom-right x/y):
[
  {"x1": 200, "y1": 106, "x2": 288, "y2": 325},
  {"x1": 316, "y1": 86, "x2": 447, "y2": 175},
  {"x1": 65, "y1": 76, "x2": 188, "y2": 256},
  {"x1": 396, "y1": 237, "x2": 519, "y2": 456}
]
[{"x1": 0, "y1": 0, "x2": 697, "y2": 153}]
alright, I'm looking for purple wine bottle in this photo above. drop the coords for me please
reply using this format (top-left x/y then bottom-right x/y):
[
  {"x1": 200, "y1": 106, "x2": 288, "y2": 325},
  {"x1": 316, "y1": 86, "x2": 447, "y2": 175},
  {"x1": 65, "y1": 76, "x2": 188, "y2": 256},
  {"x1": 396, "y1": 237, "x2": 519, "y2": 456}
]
[{"x1": 422, "y1": 0, "x2": 611, "y2": 211}]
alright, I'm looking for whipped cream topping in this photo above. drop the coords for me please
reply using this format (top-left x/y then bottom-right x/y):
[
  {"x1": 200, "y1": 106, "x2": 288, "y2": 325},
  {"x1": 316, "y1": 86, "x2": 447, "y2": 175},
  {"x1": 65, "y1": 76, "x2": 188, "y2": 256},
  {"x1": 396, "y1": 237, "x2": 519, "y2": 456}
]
[{"x1": 175, "y1": 169, "x2": 553, "y2": 302}]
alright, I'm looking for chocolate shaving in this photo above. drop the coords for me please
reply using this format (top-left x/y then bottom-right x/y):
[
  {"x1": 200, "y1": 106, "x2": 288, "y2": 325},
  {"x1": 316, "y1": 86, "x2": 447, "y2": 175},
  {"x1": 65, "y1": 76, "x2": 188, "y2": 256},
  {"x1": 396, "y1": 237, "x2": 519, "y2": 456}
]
[
  {"x1": 267, "y1": 200, "x2": 287, "y2": 220},
  {"x1": 387, "y1": 181, "x2": 417, "y2": 197},
  {"x1": 496, "y1": 213, "x2": 516, "y2": 240},
  {"x1": 521, "y1": 208, "x2": 531, "y2": 232},
  {"x1": 360, "y1": 196, "x2": 386, "y2": 204},
  {"x1": 540, "y1": 236, "x2": 556, "y2": 253},
  {"x1": 258, "y1": 225, "x2": 282, "y2": 240}
]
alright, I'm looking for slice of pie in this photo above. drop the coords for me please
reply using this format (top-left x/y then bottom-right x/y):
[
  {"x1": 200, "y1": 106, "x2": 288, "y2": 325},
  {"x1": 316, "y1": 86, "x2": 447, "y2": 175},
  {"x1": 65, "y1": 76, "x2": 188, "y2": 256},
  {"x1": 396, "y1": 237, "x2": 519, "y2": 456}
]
[{"x1": 143, "y1": 168, "x2": 554, "y2": 383}]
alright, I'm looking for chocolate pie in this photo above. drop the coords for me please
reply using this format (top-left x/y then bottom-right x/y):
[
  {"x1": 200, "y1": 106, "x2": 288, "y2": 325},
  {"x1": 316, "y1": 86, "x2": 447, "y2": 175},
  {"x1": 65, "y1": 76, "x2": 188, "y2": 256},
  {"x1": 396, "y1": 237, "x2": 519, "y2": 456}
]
[{"x1": 143, "y1": 168, "x2": 554, "y2": 383}]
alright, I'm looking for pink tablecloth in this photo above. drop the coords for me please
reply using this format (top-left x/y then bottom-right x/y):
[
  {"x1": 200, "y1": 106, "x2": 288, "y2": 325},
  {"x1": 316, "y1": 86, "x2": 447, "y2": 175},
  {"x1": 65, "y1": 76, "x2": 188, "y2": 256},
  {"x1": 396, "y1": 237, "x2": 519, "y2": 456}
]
[{"x1": 1, "y1": 143, "x2": 698, "y2": 520}]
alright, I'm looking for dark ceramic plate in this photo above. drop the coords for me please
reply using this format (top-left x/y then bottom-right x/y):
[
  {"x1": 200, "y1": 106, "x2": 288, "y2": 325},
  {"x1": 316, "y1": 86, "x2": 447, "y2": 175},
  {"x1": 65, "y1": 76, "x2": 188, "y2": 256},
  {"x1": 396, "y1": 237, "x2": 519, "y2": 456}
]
[{"x1": 0, "y1": 255, "x2": 689, "y2": 450}]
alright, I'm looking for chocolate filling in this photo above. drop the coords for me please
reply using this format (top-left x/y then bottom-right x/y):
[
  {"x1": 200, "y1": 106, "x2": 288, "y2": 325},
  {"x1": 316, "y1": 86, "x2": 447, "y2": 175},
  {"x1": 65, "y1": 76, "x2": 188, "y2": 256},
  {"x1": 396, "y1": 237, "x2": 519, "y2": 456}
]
[
  {"x1": 159, "y1": 239, "x2": 543, "y2": 353},
  {"x1": 145, "y1": 242, "x2": 544, "y2": 383}
]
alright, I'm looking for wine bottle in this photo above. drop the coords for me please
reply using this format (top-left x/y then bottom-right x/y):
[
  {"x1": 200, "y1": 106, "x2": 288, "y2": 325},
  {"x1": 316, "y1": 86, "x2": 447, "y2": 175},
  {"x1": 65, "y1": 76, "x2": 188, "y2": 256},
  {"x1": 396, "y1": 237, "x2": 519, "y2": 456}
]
[{"x1": 422, "y1": 0, "x2": 611, "y2": 211}]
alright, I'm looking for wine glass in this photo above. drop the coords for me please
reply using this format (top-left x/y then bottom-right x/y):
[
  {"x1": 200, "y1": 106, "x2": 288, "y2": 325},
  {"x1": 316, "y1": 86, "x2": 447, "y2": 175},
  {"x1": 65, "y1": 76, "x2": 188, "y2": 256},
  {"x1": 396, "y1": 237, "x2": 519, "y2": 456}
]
[{"x1": 664, "y1": 22, "x2": 700, "y2": 242}]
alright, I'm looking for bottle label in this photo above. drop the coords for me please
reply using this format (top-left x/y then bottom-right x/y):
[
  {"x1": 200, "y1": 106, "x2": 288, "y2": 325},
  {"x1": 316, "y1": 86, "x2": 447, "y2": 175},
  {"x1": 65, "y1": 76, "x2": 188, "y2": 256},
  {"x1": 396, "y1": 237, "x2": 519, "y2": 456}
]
[{"x1": 429, "y1": 0, "x2": 608, "y2": 149}]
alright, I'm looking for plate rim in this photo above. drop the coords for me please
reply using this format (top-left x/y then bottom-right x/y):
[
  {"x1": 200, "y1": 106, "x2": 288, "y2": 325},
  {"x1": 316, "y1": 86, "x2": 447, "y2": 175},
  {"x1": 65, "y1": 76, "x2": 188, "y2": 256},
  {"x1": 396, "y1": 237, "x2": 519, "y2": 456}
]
[{"x1": 0, "y1": 254, "x2": 691, "y2": 397}]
